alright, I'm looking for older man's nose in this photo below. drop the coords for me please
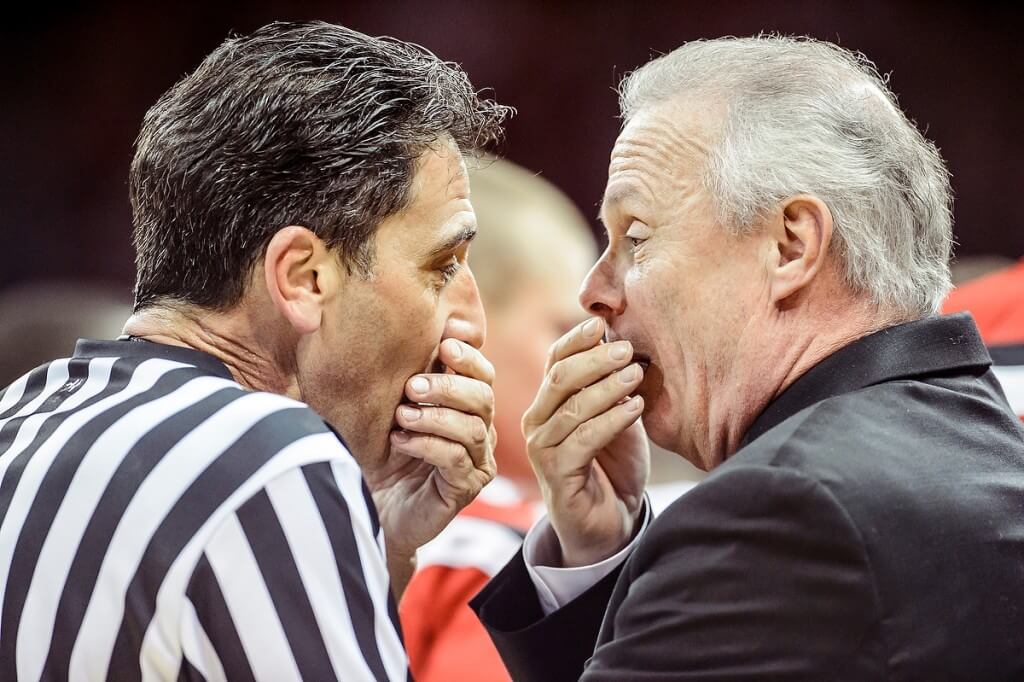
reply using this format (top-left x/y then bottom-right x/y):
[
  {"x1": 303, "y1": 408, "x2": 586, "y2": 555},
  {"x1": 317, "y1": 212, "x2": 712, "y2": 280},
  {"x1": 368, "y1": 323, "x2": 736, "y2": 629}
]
[
  {"x1": 579, "y1": 252, "x2": 625, "y2": 318},
  {"x1": 444, "y1": 265, "x2": 487, "y2": 349}
]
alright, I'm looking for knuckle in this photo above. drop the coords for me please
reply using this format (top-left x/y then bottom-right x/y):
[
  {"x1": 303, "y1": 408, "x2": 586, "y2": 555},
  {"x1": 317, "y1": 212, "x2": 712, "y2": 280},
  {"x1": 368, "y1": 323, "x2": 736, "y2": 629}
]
[
  {"x1": 439, "y1": 443, "x2": 463, "y2": 470},
  {"x1": 549, "y1": 359, "x2": 565, "y2": 386},
  {"x1": 471, "y1": 417, "x2": 487, "y2": 445},
  {"x1": 419, "y1": 433, "x2": 441, "y2": 454},
  {"x1": 575, "y1": 419, "x2": 595, "y2": 448},
  {"x1": 479, "y1": 356, "x2": 496, "y2": 383},
  {"x1": 455, "y1": 447, "x2": 474, "y2": 472},
  {"x1": 563, "y1": 391, "x2": 584, "y2": 421},
  {"x1": 455, "y1": 482, "x2": 477, "y2": 505},
  {"x1": 430, "y1": 407, "x2": 449, "y2": 426},
  {"x1": 479, "y1": 382, "x2": 495, "y2": 411},
  {"x1": 438, "y1": 375, "x2": 457, "y2": 399}
]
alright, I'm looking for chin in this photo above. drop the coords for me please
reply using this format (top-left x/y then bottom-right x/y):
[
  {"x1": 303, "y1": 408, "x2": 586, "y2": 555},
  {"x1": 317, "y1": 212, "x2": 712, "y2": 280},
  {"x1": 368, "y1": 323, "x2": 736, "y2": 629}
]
[
  {"x1": 642, "y1": 396, "x2": 710, "y2": 471},
  {"x1": 640, "y1": 397, "x2": 679, "y2": 450}
]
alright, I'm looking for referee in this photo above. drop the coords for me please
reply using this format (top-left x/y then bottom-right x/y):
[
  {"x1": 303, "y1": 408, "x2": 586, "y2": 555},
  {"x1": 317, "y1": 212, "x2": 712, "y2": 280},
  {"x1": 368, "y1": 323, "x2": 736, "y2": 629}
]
[{"x1": 0, "y1": 22, "x2": 508, "y2": 681}]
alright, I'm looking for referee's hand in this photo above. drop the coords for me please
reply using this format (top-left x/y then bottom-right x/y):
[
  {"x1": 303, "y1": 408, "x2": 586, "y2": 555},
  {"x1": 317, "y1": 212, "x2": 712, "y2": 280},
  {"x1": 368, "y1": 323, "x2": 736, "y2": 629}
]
[{"x1": 370, "y1": 337, "x2": 497, "y2": 598}]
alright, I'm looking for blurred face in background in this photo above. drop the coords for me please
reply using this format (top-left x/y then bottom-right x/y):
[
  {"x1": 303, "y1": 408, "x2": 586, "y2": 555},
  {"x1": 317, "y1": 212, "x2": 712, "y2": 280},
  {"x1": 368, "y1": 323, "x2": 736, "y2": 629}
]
[
  {"x1": 468, "y1": 160, "x2": 597, "y2": 496},
  {"x1": 485, "y1": 266, "x2": 587, "y2": 487}
]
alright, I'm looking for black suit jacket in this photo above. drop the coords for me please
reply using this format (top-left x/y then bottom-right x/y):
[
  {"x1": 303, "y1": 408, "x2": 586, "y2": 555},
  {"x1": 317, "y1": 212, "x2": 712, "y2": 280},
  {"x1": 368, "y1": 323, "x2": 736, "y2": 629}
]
[{"x1": 471, "y1": 314, "x2": 1024, "y2": 681}]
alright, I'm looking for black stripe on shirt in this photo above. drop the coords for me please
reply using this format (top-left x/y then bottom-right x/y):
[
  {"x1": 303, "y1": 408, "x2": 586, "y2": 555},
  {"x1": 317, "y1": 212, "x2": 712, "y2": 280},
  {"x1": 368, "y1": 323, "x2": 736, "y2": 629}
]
[
  {"x1": 39, "y1": 386, "x2": 244, "y2": 681},
  {"x1": 360, "y1": 478, "x2": 382, "y2": 540},
  {"x1": 236, "y1": 487, "x2": 336, "y2": 679},
  {"x1": 304, "y1": 461, "x2": 390, "y2": 682},
  {"x1": 104, "y1": 407, "x2": 329, "y2": 682},
  {"x1": 185, "y1": 553, "x2": 254, "y2": 682},
  {"x1": 0, "y1": 358, "x2": 129, "y2": 529},
  {"x1": 177, "y1": 655, "x2": 206, "y2": 682},
  {"x1": 362, "y1": 478, "x2": 405, "y2": 646},
  {"x1": 0, "y1": 364, "x2": 50, "y2": 420},
  {"x1": 0, "y1": 364, "x2": 198, "y2": 679},
  {"x1": 0, "y1": 358, "x2": 90, "y2": 463},
  {"x1": 326, "y1": 420, "x2": 382, "y2": 542}
]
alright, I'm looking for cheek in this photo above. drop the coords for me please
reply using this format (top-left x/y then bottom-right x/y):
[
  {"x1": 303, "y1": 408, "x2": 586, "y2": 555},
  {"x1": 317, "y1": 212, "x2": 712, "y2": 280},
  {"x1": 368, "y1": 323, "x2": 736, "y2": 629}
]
[
  {"x1": 363, "y1": 283, "x2": 447, "y2": 385},
  {"x1": 625, "y1": 263, "x2": 690, "y2": 349}
]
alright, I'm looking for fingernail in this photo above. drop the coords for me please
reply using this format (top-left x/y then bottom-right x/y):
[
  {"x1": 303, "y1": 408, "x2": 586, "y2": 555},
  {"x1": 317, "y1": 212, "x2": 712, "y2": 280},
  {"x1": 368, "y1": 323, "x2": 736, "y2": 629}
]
[
  {"x1": 609, "y1": 341, "x2": 630, "y2": 361},
  {"x1": 627, "y1": 396, "x2": 643, "y2": 412},
  {"x1": 400, "y1": 405, "x2": 421, "y2": 421},
  {"x1": 410, "y1": 377, "x2": 430, "y2": 395},
  {"x1": 619, "y1": 364, "x2": 640, "y2": 383},
  {"x1": 392, "y1": 430, "x2": 410, "y2": 443},
  {"x1": 446, "y1": 339, "x2": 463, "y2": 359},
  {"x1": 583, "y1": 318, "x2": 602, "y2": 339}
]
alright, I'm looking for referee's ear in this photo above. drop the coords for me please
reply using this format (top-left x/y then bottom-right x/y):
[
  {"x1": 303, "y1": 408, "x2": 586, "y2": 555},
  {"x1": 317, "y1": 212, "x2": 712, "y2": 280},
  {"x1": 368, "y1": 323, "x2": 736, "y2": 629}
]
[{"x1": 263, "y1": 225, "x2": 332, "y2": 335}]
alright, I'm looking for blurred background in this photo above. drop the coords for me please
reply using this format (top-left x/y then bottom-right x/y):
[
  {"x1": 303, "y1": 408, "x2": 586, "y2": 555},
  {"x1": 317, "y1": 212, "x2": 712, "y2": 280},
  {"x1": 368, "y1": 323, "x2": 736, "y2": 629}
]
[
  {"x1": 2, "y1": 1, "x2": 1022, "y2": 292},
  {"x1": 0, "y1": 2, "x2": 1021, "y2": 475}
]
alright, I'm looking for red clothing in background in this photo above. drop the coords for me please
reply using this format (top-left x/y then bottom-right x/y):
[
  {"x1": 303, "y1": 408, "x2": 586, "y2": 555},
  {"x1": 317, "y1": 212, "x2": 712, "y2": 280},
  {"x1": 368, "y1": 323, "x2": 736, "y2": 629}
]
[
  {"x1": 400, "y1": 478, "x2": 538, "y2": 682},
  {"x1": 943, "y1": 259, "x2": 1024, "y2": 418},
  {"x1": 943, "y1": 259, "x2": 1024, "y2": 345}
]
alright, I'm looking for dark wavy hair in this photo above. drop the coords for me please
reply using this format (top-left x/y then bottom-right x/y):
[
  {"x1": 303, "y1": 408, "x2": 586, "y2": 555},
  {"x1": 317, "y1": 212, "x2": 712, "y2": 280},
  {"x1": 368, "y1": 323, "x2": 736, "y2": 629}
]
[{"x1": 129, "y1": 21, "x2": 511, "y2": 310}]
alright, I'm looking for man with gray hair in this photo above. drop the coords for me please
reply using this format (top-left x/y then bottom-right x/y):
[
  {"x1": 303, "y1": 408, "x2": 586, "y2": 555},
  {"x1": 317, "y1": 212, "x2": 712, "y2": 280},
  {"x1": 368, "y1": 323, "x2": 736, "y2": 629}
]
[{"x1": 472, "y1": 36, "x2": 1024, "y2": 679}]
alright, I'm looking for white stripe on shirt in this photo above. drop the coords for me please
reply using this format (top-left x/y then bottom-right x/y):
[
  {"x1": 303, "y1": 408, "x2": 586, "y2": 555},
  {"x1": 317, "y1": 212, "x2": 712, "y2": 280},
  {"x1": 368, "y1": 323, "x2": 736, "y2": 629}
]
[
  {"x1": 265, "y1": 467, "x2": 380, "y2": 682},
  {"x1": 205, "y1": 511, "x2": 304, "y2": 681}
]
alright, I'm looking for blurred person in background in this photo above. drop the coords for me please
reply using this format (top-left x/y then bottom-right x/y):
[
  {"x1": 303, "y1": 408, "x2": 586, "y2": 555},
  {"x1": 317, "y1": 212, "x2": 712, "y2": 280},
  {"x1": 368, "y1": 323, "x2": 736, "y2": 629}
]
[
  {"x1": 401, "y1": 158, "x2": 701, "y2": 681},
  {"x1": 0, "y1": 282, "x2": 131, "y2": 386},
  {"x1": 944, "y1": 256, "x2": 1024, "y2": 418},
  {"x1": 400, "y1": 158, "x2": 596, "y2": 682},
  {"x1": 472, "y1": 36, "x2": 1024, "y2": 680},
  {"x1": 0, "y1": 21, "x2": 510, "y2": 680}
]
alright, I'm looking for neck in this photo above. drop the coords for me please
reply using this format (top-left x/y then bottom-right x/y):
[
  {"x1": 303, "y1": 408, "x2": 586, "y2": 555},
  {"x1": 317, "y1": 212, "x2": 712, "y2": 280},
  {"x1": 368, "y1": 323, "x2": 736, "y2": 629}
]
[
  {"x1": 707, "y1": 295, "x2": 900, "y2": 467},
  {"x1": 122, "y1": 303, "x2": 299, "y2": 398}
]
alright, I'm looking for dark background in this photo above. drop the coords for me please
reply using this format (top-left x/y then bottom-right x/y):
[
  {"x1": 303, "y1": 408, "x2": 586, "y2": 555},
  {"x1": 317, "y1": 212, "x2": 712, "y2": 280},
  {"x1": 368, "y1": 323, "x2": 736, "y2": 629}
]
[{"x1": 2, "y1": 1, "x2": 1022, "y2": 298}]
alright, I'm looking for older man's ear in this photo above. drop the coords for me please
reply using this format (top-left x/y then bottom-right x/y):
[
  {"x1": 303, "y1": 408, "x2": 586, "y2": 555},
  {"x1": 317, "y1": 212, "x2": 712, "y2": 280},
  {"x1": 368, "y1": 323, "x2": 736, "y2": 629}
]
[
  {"x1": 263, "y1": 225, "x2": 335, "y2": 335},
  {"x1": 767, "y1": 195, "x2": 834, "y2": 304}
]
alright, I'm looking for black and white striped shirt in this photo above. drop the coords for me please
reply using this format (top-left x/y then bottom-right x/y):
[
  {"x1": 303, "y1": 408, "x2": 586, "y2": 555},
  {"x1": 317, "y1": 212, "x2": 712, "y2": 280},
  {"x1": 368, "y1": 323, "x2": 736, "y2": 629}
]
[{"x1": 0, "y1": 339, "x2": 407, "y2": 681}]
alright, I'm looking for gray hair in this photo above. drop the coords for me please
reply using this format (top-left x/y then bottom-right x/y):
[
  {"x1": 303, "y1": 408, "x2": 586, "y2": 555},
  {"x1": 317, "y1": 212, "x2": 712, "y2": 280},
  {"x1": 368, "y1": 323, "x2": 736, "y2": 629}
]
[{"x1": 619, "y1": 35, "x2": 953, "y2": 318}]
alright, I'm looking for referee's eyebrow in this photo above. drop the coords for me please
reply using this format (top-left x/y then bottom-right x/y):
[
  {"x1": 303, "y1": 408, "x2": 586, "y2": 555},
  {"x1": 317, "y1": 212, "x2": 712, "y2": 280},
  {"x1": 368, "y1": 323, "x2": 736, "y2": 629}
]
[{"x1": 426, "y1": 225, "x2": 477, "y2": 258}]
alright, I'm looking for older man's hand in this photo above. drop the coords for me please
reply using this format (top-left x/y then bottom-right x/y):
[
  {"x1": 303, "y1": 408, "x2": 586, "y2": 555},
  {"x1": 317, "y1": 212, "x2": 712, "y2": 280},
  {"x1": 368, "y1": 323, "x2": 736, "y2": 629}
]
[
  {"x1": 368, "y1": 337, "x2": 497, "y2": 598},
  {"x1": 523, "y1": 317, "x2": 650, "y2": 567}
]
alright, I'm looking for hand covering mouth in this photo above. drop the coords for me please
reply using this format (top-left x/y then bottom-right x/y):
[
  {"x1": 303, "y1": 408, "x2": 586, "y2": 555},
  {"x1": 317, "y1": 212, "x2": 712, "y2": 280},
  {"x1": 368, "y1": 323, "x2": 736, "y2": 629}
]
[
  {"x1": 398, "y1": 355, "x2": 448, "y2": 411},
  {"x1": 603, "y1": 330, "x2": 652, "y2": 371}
]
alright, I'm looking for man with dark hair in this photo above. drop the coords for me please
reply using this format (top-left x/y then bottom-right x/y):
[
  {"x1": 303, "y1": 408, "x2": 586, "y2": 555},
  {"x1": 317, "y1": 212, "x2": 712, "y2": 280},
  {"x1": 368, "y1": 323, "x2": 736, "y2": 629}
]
[{"x1": 0, "y1": 21, "x2": 509, "y2": 680}]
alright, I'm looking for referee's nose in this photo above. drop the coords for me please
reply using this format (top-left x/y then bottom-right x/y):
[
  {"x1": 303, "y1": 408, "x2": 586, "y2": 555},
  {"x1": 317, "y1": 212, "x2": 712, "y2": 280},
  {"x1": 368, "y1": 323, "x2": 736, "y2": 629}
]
[{"x1": 442, "y1": 263, "x2": 486, "y2": 350}]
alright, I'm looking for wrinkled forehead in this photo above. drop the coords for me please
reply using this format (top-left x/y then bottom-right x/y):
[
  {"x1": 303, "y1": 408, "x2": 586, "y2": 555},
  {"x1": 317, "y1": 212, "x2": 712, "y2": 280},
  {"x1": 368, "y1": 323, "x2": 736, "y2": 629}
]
[{"x1": 602, "y1": 101, "x2": 721, "y2": 217}]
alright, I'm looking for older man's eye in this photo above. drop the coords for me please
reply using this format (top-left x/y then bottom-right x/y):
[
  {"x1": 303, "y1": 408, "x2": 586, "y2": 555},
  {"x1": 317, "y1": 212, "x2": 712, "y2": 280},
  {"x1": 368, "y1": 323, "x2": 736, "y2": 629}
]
[
  {"x1": 625, "y1": 221, "x2": 651, "y2": 252},
  {"x1": 626, "y1": 234, "x2": 650, "y2": 253}
]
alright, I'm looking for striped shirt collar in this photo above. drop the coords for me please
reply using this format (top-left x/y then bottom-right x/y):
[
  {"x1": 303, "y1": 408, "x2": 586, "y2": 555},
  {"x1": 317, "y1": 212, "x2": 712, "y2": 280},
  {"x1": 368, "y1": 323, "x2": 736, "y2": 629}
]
[{"x1": 73, "y1": 338, "x2": 234, "y2": 381}]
